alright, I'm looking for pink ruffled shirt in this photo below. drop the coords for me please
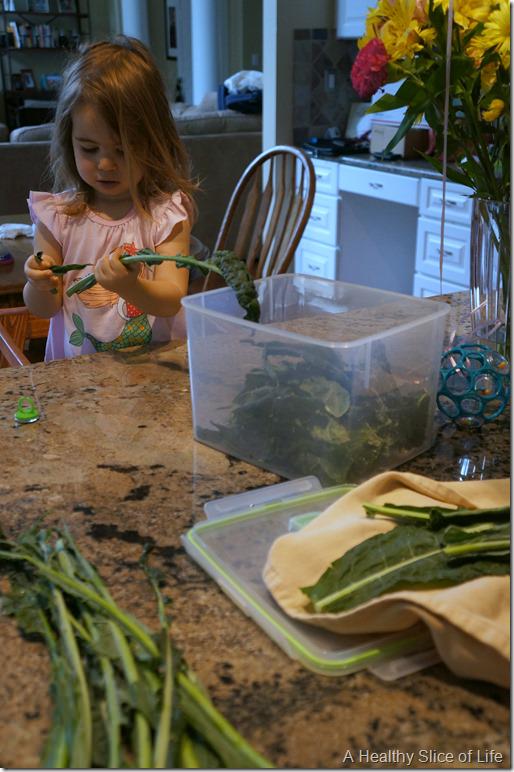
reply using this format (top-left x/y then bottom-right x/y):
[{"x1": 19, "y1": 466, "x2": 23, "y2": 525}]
[{"x1": 29, "y1": 190, "x2": 189, "y2": 361}]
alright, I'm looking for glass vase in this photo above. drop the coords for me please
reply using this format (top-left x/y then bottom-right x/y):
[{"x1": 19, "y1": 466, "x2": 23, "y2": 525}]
[{"x1": 469, "y1": 198, "x2": 510, "y2": 357}]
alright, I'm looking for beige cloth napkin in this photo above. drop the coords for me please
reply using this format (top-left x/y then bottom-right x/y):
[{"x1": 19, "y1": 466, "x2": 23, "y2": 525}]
[{"x1": 263, "y1": 471, "x2": 510, "y2": 687}]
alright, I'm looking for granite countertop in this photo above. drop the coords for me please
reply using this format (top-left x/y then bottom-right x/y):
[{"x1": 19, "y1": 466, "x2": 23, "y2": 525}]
[
  {"x1": 337, "y1": 154, "x2": 442, "y2": 180},
  {"x1": 304, "y1": 150, "x2": 443, "y2": 181},
  {"x1": 0, "y1": 295, "x2": 510, "y2": 769}
]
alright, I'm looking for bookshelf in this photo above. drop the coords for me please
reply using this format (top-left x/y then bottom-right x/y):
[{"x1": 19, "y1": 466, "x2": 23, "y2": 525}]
[{"x1": 0, "y1": 0, "x2": 90, "y2": 130}]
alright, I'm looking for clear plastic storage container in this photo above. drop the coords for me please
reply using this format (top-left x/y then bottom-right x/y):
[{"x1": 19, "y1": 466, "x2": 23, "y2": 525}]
[
  {"x1": 182, "y1": 480, "x2": 436, "y2": 677},
  {"x1": 182, "y1": 274, "x2": 449, "y2": 485}
]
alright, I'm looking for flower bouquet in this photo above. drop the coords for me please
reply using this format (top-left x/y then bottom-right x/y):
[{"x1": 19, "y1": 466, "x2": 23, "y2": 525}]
[{"x1": 351, "y1": 0, "x2": 510, "y2": 354}]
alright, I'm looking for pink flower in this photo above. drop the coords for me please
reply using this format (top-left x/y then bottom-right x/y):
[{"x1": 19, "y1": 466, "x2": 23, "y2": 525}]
[
  {"x1": 351, "y1": 39, "x2": 390, "y2": 100},
  {"x1": 121, "y1": 241, "x2": 138, "y2": 256}
]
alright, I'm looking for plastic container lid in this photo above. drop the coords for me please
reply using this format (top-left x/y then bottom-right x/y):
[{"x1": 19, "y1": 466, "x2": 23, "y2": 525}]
[{"x1": 183, "y1": 480, "x2": 435, "y2": 678}]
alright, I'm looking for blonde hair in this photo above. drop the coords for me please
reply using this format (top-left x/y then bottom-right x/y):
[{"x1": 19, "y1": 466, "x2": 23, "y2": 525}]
[{"x1": 51, "y1": 35, "x2": 197, "y2": 218}]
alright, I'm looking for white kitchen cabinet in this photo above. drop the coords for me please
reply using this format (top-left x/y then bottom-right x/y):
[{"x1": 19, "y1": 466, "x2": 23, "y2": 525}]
[
  {"x1": 413, "y1": 178, "x2": 472, "y2": 297},
  {"x1": 295, "y1": 240, "x2": 338, "y2": 280},
  {"x1": 295, "y1": 158, "x2": 340, "y2": 279},
  {"x1": 413, "y1": 273, "x2": 468, "y2": 297},
  {"x1": 295, "y1": 157, "x2": 473, "y2": 298},
  {"x1": 338, "y1": 162, "x2": 420, "y2": 295},
  {"x1": 336, "y1": 0, "x2": 369, "y2": 39},
  {"x1": 339, "y1": 163, "x2": 420, "y2": 206}
]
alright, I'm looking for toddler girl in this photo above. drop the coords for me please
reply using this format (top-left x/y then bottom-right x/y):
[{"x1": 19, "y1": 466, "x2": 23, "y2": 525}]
[{"x1": 23, "y1": 35, "x2": 196, "y2": 360}]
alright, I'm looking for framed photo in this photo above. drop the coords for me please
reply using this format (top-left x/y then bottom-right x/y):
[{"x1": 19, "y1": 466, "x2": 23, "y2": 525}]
[
  {"x1": 41, "y1": 73, "x2": 62, "y2": 91},
  {"x1": 165, "y1": 0, "x2": 179, "y2": 60},
  {"x1": 21, "y1": 68, "x2": 35, "y2": 89},
  {"x1": 57, "y1": 0, "x2": 75, "y2": 11},
  {"x1": 30, "y1": 0, "x2": 50, "y2": 11},
  {"x1": 11, "y1": 73, "x2": 23, "y2": 91}
]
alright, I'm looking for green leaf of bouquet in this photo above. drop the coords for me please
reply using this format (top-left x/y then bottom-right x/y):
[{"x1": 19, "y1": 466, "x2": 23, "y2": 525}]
[
  {"x1": 366, "y1": 94, "x2": 407, "y2": 115},
  {"x1": 423, "y1": 156, "x2": 472, "y2": 188},
  {"x1": 381, "y1": 111, "x2": 418, "y2": 154}
]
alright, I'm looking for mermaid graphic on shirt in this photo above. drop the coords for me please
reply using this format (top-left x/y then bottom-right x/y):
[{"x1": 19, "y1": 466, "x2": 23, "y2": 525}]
[{"x1": 68, "y1": 242, "x2": 152, "y2": 352}]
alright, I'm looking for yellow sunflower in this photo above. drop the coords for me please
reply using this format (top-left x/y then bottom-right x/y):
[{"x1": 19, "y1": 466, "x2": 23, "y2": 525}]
[
  {"x1": 360, "y1": 0, "x2": 427, "y2": 60},
  {"x1": 433, "y1": 0, "x2": 492, "y2": 27},
  {"x1": 481, "y1": 98, "x2": 505, "y2": 121},
  {"x1": 480, "y1": 2, "x2": 510, "y2": 68}
]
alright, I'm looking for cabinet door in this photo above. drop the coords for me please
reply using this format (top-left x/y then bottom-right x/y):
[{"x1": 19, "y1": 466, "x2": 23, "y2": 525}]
[
  {"x1": 339, "y1": 164, "x2": 420, "y2": 206},
  {"x1": 312, "y1": 159, "x2": 339, "y2": 196},
  {"x1": 302, "y1": 193, "x2": 340, "y2": 246},
  {"x1": 416, "y1": 216, "x2": 470, "y2": 286},
  {"x1": 336, "y1": 0, "x2": 369, "y2": 38},
  {"x1": 419, "y1": 178, "x2": 473, "y2": 225},
  {"x1": 295, "y1": 239, "x2": 338, "y2": 280},
  {"x1": 413, "y1": 272, "x2": 468, "y2": 297}
]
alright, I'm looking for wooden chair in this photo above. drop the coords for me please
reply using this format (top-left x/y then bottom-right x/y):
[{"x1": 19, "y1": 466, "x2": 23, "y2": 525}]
[
  {"x1": 0, "y1": 306, "x2": 50, "y2": 367},
  {"x1": 192, "y1": 145, "x2": 316, "y2": 292}
]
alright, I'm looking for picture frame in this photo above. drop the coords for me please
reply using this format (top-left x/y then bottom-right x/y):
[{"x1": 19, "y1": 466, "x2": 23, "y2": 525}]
[
  {"x1": 41, "y1": 72, "x2": 63, "y2": 91},
  {"x1": 30, "y1": 0, "x2": 50, "y2": 11},
  {"x1": 57, "y1": 0, "x2": 75, "y2": 12},
  {"x1": 11, "y1": 73, "x2": 23, "y2": 91},
  {"x1": 20, "y1": 68, "x2": 35, "y2": 89},
  {"x1": 165, "y1": 0, "x2": 179, "y2": 60}
]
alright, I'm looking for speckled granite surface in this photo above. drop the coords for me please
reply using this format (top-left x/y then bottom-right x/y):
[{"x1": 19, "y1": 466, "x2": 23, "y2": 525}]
[
  {"x1": 0, "y1": 295, "x2": 510, "y2": 769},
  {"x1": 337, "y1": 154, "x2": 442, "y2": 180}
]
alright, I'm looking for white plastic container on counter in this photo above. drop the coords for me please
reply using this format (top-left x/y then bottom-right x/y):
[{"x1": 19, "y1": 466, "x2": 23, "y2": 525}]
[{"x1": 182, "y1": 274, "x2": 449, "y2": 485}]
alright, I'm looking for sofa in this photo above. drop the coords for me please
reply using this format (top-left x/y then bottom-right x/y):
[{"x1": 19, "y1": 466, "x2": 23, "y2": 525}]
[{"x1": 0, "y1": 94, "x2": 262, "y2": 251}]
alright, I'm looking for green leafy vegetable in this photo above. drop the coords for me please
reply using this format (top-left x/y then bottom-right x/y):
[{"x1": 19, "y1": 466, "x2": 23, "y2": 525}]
[
  {"x1": 363, "y1": 502, "x2": 510, "y2": 530},
  {"x1": 63, "y1": 248, "x2": 260, "y2": 322},
  {"x1": 301, "y1": 508, "x2": 510, "y2": 614},
  {"x1": 0, "y1": 524, "x2": 273, "y2": 769},
  {"x1": 198, "y1": 339, "x2": 431, "y2": 486}
]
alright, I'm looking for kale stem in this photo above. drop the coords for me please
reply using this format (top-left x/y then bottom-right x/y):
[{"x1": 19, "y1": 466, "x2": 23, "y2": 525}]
[
  {"x1": 134, "y1": 711, "x2": 153, "y2": 768},
  {"x1": 98, "y1": 656, "x2": 122, "y2": 769},
  {"x1": 0, "y1": 549, "x2": 159, "y2": 658},
  {"x1": 153, "y1": 630, "x2": 174, "y2": 768},
  {"x1": 444, "y1": 538, "x2": 510, "y2": 557},
  {"x1": 52, "y1": 587, "x2": 93, "y2": 768},
  {"x1": 178, "y1": 670, "x2": 274, "y2": 768},
  {"x1": 363, "y1": 503, "x2": 431, "y2": 521}
]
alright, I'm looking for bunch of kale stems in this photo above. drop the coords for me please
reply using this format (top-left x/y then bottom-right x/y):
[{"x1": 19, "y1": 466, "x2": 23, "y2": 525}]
[
  {"x1": 41, "y1": 248, "x2": 261, "y2": 322},
  {"x1": 0, "y1": 522, "x2": 272, "y2": 768},
  {"x1": 302, "y1": 501, "x2": 510, "y2": 614}
]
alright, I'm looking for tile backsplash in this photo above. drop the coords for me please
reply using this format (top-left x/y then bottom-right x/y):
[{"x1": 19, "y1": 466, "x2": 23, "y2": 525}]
[{"x1": 293, "y1": 28, "x2": 361, "y2": 146}]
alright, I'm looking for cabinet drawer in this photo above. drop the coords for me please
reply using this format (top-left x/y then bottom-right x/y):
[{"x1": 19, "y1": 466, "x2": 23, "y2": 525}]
[
  {"x1": 295, "y1": 239, "x2": 338, "y2": 280},
  {"x1": 413, "y1": 272, "x2": 468, "y2": 297},
  {"x1": 419, "y1": 178, "x2": 473, "y2": 224},
  {"x1": 312, "y1": 158, "x2": 339, "y2": 196},
  {"x1": 303, "y1": 192, "x2": 339, "y2": 246},
  {"x1": 416, "y1": 216, "x2": 470, "y2": 286},
  {"x1": 339, "y1": 165, "x2": 419, "y2": 206}
]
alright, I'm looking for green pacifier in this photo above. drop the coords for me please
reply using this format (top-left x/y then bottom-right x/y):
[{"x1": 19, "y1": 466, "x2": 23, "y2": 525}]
[{"x1": 14, "y1": 396, "x2": 40, "y2": 424}]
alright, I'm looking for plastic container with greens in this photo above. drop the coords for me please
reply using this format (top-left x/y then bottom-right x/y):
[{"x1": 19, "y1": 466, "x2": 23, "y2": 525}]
[{"x1": 182, "y1": 274, "x2": 449, "y2": 485}]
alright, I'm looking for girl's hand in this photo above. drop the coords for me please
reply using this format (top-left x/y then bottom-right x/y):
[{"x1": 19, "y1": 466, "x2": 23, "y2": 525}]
[
  {"x1": 95, "y1": 246, "x2": 139, "y2": 294},
  {"x1": 24, "y1": 252, "x2": 60, "y2": 294}
]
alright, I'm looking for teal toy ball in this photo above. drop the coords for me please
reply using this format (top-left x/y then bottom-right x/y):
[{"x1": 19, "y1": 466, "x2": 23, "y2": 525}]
[{"x1": 437, "y1": 344, "x2": 510, "y2": 428}]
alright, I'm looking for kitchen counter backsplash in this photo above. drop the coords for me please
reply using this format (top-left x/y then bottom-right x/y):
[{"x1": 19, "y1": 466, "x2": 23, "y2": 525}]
[{"x1": 293, "y1": 28, "x2": 361, "y2": 146}]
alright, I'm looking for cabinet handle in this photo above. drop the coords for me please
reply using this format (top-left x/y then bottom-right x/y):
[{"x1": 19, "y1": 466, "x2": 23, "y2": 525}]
[
  {"x1": 443, "y1": 249, "x2": 453, "y2": 257},
  {"x1": 434, "y1": 195, "x2": 458, "y2": 206},
  {"x1": 369, "y1": 182, "x2": 383, "y2": 189},
  {"x1": 307, "y1": 263, "x2": 320, "y2": 272},
  {"x1": 315, "y1": 173, "x2": 324, "y2": 179},
  {"x1": 310, "y1": 214, "x2": 322, "y2": 222}
]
